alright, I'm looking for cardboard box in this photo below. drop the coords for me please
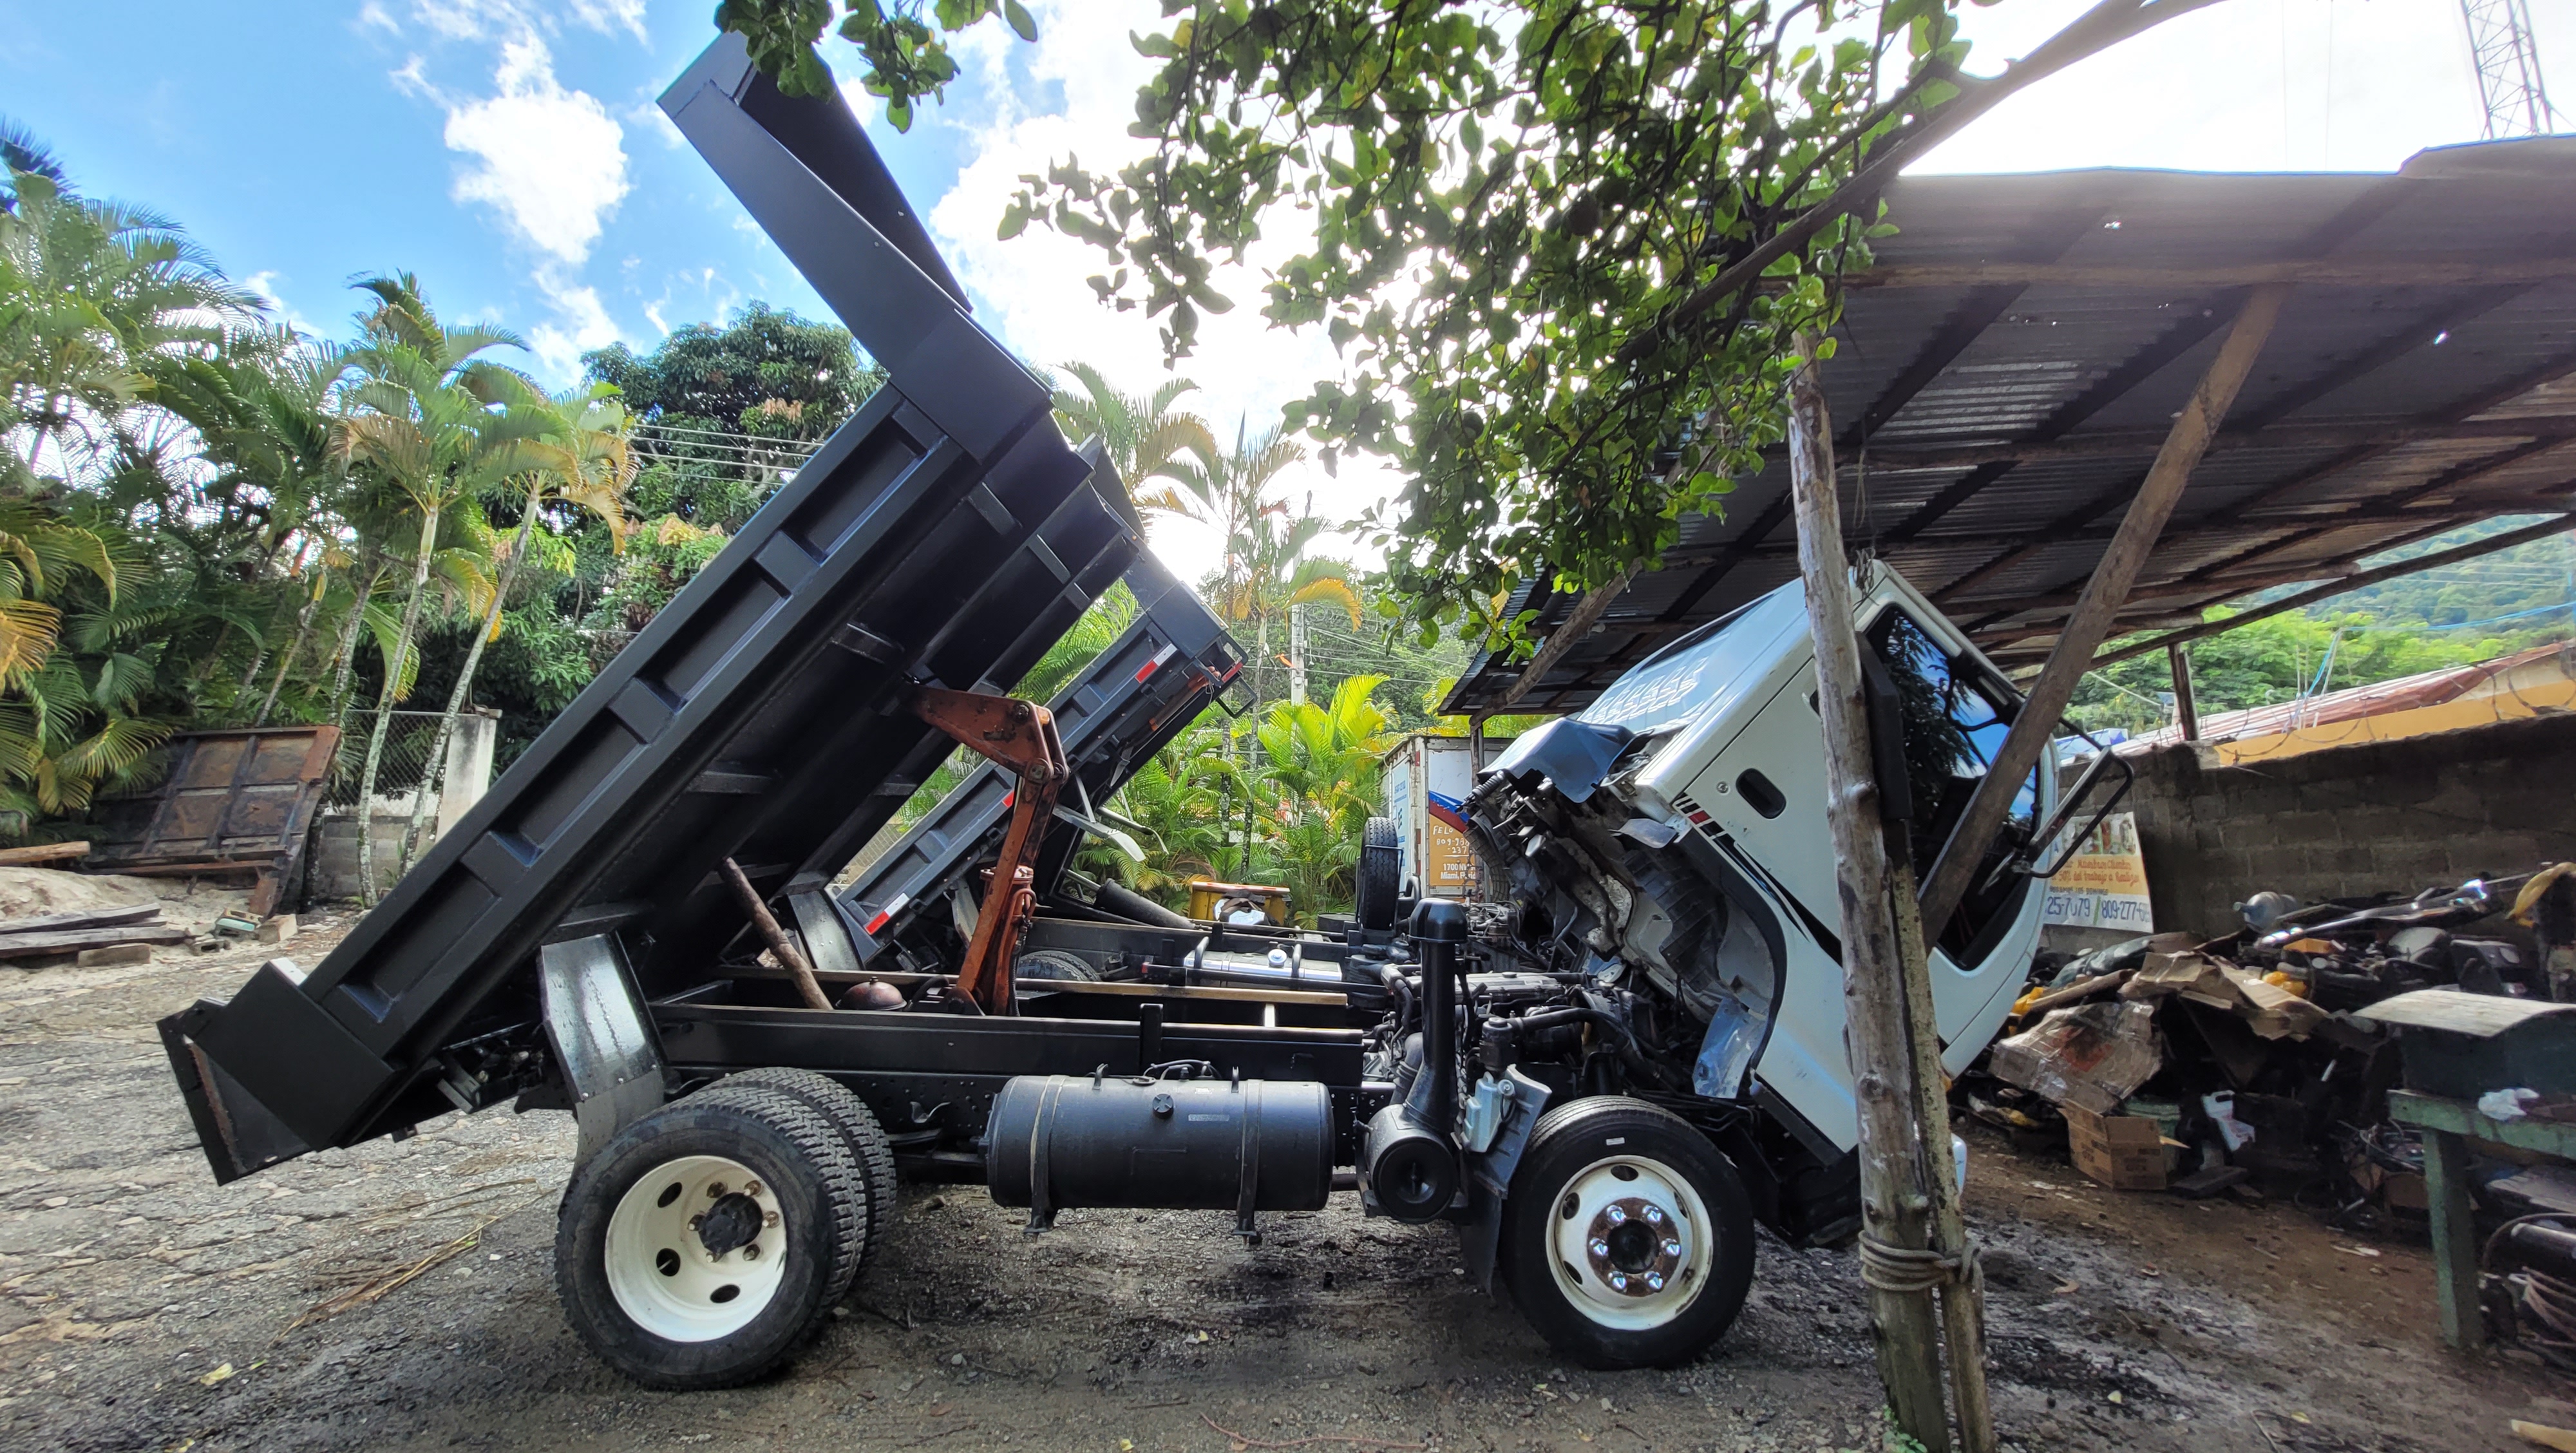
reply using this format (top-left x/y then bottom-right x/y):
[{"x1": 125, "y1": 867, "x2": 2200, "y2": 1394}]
[
  {"x1": 1989, "y1": 1000, "x2": 2162, "y2": 1116},
  {"x1": 2065, "y1": 1105, "x2": 2168, "y2": 1191}
]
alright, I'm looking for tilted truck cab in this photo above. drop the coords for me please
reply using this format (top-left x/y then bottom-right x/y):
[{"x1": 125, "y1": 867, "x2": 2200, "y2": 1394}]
[
  {"x1": 1466, "y1": 566, "x2": 2054, "y2": 1244},
  {"x1": 153, "y1": 34, "x2": 2060, "y2": 1390}
]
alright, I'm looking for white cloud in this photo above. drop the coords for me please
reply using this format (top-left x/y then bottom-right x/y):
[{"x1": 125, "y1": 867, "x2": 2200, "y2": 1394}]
[
  {"x1": 527, "y1": 269, "x2": 625, "y2": 383},
  {"x1": 243, "y1": 271, "x2": 324, "y2": 339},
  {"x1": 565, "y1": 0, "x2": 648, "y2": 42},
  {"x1": 443, "y1": 35, "x2": 631, "y2": 265},
  {"x1": 1922, "y1": 0, "x2": 2496, "y2": 176},
  {"x1": 915, "y1": 1, "x2": 1390, "y2": 584},
  {"x1": 357, "y1": 2, "x2": 401, "y2": 37}
]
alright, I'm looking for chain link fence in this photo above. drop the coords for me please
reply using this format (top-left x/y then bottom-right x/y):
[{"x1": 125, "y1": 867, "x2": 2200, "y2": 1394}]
[{"x1": 324, "y1": 711, "x2": 451, "y2": 810}]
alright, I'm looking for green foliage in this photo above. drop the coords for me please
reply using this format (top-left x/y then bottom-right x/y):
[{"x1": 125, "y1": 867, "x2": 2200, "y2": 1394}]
[
  {"x1": 1048, "y1": 361, "x2": 1215, "y2": 517},
  {"x1": 585, "y1": 303, "x2": 879, "y2": 534},
  {"x1": 714, "y1": 0, "x2": 1039, "y2": 127},
  {"x1": 1003, "y1": 1, "x2": 1967, "y2": 645},
  {"x1": 2070, "y1": 610, "x2": 2509, "y2": 737}
]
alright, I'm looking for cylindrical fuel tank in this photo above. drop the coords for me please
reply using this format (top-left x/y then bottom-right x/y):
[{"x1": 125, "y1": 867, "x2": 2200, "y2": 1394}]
[{"x1": 987, "y1": 1073, "x2": 1334, "y2": 1213}]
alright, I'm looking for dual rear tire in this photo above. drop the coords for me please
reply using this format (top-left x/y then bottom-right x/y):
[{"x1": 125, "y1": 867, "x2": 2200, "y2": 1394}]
[{"x1": 556, "y1": 1072, "x2": 895, "y2": 1389}]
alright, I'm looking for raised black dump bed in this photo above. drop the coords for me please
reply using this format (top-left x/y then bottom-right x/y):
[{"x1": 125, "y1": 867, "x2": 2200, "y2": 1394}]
[
  {"x1": 155, "y1": 33, "x2": 1327, "y2": 1182},
  {"x1": 160, "y1": 33, "x2": 1842, "y2": 1391}
]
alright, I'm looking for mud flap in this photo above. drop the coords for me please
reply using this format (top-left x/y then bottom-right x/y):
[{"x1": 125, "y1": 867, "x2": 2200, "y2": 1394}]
[
  {"x1": 1459, "y1": 1068, "x2": 1554, "y2": 1294},
  {"x1": 539, "y1": 934, "x2": 667, "y2": 1167}
]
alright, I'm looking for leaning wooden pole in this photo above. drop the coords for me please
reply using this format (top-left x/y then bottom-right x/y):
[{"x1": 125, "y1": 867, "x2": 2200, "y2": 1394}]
[
  {"x1": 1783, "y1": 340, "x2": 1958, "y2": 1451},
  {"x1": 1889, "y1": 853, "x2": 1998, "y2": 1453}
]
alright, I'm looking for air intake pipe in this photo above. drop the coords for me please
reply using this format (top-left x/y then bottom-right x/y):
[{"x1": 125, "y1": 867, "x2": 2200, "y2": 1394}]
[{"x1": 1361, "y1": 900, "x2": 1468, "y2": 1221}]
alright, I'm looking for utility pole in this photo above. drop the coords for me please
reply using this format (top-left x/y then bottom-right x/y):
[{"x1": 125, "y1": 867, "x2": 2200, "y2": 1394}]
[
  {"x1": 1289, "y1": 603, "x2": 1309, "y2": 707},
  {"x1": 1784, "y1": 339, "x2": 1991, "y2": 1453}
]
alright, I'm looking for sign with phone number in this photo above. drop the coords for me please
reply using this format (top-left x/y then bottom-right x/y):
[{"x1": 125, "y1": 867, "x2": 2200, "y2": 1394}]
[{"x1": 2041, "y1": 811, "x2": 2153, "y2": 931}]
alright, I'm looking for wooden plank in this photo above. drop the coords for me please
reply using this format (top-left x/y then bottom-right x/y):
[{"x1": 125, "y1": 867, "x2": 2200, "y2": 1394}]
[
  {"x1": 1917, "y1": 284, "x2": 2289, "y2": 944},
  {"x1": 0, "y1": 840, "x2": 89, "y2": 866},
  {"x1": 2420, "y1": 1125, "x2": 2483, "y2": 1351},
  {"x1": 0, "y1": 904, "x2": 161, "y2": 936},
  {"x1": 0, "y1": 924, "x2": 193, "y2": 959},
  {"x1": 2390, "y1": 1088, "x2": 2576, "y2": 1159}
]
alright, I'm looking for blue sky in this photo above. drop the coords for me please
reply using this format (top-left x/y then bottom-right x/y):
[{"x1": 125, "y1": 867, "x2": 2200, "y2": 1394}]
[{"x1": 1, "y1": 1, "x2": 2565, "y2": 576}]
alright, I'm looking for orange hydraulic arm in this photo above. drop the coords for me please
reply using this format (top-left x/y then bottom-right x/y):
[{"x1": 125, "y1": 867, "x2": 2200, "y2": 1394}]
[{"x1": 907, "y1": 685, "x2": 1070, "y2": 1014}]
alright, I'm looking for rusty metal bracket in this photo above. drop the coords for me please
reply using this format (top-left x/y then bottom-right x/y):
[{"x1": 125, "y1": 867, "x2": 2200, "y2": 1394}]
[{"x1": 907, "y1": 686, "x2": 1070, "y2": 1014}]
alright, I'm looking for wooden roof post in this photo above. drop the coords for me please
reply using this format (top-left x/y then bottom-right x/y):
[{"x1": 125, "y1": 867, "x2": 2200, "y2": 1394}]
[
  {"x1": 1918, "y1": 283, "x2": 2289, "y2": 944},
  {"x1": 2170, "y1": 641, "x2": 2201, "y2": 741},
  {"x1": 1785, "y1": 336, "x2": 1969, "y2": 1453}
]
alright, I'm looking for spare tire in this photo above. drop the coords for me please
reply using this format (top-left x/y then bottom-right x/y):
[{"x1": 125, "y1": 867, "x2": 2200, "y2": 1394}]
[
  {"x1": 1014, "y1": 948, "x2": 1101, "y2": 982},
  {"x1": 1356, "y1": 815, "x2": 1402, "y2": 932}
]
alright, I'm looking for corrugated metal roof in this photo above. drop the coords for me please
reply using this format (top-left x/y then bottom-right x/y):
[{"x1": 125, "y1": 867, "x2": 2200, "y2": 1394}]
[{"x1": 1444, "y1": 137, "x2": 2576, "y2": 717}]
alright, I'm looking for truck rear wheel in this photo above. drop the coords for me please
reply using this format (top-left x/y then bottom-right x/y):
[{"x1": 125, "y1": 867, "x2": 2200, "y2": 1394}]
[
  {"x1": 555, "y1": 1085, "x2": 863, "y2": 1389},
  {"x1": 719, "y1": 1067, "x2": 899, "y2": 1270},
  {"x1": 1500, "y1": 1097, "x2": 1755, "y2": 1369}
]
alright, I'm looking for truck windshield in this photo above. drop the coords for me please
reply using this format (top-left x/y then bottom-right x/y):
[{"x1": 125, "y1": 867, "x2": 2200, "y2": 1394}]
[{"x1": 1579, "y1": 585, "x2": 1806, "y2": 735}]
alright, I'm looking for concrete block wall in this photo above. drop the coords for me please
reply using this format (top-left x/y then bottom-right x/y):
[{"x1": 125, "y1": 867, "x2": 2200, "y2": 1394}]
[{"x1": 2118, "y1": 712, "x2": 2576, "y2": 937}]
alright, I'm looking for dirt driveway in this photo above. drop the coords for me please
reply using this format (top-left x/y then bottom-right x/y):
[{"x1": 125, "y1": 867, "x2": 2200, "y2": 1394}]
[{"x1": 2, "y1": 916, "x2": 2566, "y2": 1452}]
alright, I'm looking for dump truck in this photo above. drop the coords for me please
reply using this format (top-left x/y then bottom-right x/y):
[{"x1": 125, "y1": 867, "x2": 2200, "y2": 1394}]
[{"x1": 157, "y1": 34, "x2": 2098, "y2": 1389}]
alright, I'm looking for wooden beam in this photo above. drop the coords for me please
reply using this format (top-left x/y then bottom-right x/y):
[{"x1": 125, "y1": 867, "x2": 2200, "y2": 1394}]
[
  {"x1": 1846, "y1": 256, "x2": 2576, "y2": 290},
  {"x1": 2169, "y1": 643, "x2": 2200, "y2": 742},
  {"x1": 1783, "y1": 338, "x2": 1985, "y2": 1453},
  {"x1": 1493, "y1": 566, "x2": 1635, "y2": 712},
  {"x1": 2083, "y1": 513, "x2": 2576, "y2": 670},
  {"x1": 1837, "y1": 415, "x2": 2576, "y2": 471},
  {"x1": 1918, "y1": 283, "x2": 2288, "y2": 945}
]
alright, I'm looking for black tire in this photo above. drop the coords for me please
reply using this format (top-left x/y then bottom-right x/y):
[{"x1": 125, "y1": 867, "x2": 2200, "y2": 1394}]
[
  {"x1": 555, "y1": 1084, "x2": 864, "y2": 1389},
  {"x1": 1356, "y1": 815, "x2": 1401, "y2": 932},
  {"x1": 719, "y1": 1067, "x2": 899, "y2": 1272},
  {"x1": 1014, "y1": 948, "x2": 1101, "y2": 982},
  {"x1": 1499, "y1": 1096, "x2": 1756, "y2": 1370}
]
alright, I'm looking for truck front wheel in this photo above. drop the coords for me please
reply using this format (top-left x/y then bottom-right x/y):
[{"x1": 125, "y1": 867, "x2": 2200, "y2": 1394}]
[
  {"x1": 1500, "y1": 1097, "x2": 1756, "y2": 1369},
  {"x1": 555, "y1": 1084, "x2": 864, "y2": 1389}
]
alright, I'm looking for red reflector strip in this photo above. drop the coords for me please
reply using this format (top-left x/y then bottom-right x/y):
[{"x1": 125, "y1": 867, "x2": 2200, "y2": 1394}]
[
  {"x1": 862, "y1": 891, "x2": 909, "y2": 936},
  {"x1": 1217, "y1": 661, "x2": 1242, "y2": 685},
  {"x1": 1001, "y1": 791, "x2": 1014, "y2": 809},
  {"x1": 1135, "y1": 644, "x2": 1179, "y2": 684}
]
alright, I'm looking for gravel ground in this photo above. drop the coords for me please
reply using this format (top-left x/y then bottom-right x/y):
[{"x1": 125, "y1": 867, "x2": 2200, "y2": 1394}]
[{"x1": 1, "y1": 911, "x2": 2566, "y2": 1452}]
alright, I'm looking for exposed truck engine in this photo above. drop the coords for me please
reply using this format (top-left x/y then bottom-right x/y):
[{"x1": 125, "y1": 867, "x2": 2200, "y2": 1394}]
[
  {"x1": 151, "y1": 33, "x2": 2065, "y2": 1391},
  {"x1": 1454, "y1": 569, "x2": 2054, "y2": 1248}
]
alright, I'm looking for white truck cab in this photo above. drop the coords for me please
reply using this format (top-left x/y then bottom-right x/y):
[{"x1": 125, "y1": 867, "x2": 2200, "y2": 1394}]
[{"x1": 1470, "y1": 563, "x2": 2052, "y2": 1241}]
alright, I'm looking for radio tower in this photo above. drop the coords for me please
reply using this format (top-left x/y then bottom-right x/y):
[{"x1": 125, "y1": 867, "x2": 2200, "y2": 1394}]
[{"x1": 2461, "y1": 0, "x2": 2560, "y2": 138}]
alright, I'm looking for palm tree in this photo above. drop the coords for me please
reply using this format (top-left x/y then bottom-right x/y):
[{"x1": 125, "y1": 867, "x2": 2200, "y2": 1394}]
[
  {"x1": 333, "y1": 274, "x2": 545, "y2": 902},
  {"x1": 1249, "y1": 674, "x2": 1394, "y2": 920},
  {"x1": 1049, "y1": 361, "x2": 1216, "y2": 517},
  {"x1": 1168, "y1": 419, "x2": 1363, "y2": 711},
  {"x1": 395, "y1": 383, "x2": 636, "y2": 871},
  {"x1": 0, "y1": 166, "x2": 254, "y2": 482},
  {"x1": 149, "y1": 330, "x2": 355, "y2": 721}
]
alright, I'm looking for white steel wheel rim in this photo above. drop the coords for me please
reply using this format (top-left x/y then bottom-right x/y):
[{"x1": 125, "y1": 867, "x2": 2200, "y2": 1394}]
[
  {"x1": 1546, "y1": 1153, "x2": 1716, "y2": 1331},
  {"x1": 604, "y1": 1154, "x2": 789, "y2": 1342}
]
